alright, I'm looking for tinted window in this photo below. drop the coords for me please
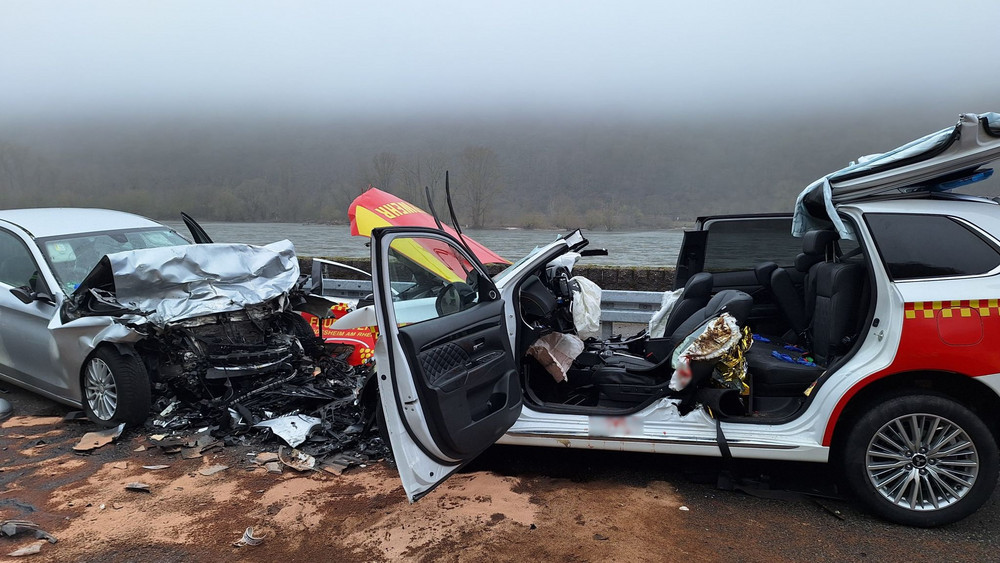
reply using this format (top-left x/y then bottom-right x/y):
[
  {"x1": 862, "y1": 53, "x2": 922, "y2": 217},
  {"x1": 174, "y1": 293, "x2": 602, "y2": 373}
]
[
  {"x1": 865, "y1": 213, "x2": 1000, "y2": 280},
  {"x1": 703, "y1": 217, "x2": 802, "y2": 272}
]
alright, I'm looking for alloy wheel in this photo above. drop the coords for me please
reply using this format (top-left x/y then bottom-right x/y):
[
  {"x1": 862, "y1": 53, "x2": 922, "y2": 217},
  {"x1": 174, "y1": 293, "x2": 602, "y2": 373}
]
[
  {"x1": 85, "y1": 357, "x2": 118, "y2": 421},
  {"x1": 866, "y1": 413, "x2": 979, "y2": 511}
]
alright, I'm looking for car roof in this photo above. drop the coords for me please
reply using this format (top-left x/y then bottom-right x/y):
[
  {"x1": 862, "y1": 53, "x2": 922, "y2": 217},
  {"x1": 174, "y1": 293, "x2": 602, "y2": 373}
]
[
  {"x1": 0, "y1": 208, "x2": 165, "y2": 239},
  {"x1": 849, "y1": 196, "x2": 1000, "y2": 215}
]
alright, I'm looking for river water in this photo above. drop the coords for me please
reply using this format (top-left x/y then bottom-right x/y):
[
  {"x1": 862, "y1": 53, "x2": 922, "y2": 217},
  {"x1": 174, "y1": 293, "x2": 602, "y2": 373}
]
[{"x1": 163, "y1": 221, "x2": 684, "y2": 267}]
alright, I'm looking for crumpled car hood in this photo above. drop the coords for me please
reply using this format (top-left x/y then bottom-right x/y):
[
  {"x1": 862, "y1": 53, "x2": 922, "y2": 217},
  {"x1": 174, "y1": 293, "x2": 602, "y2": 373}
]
[{"x1": 72, "y1": 240, "x2": 299, "y2": 326}]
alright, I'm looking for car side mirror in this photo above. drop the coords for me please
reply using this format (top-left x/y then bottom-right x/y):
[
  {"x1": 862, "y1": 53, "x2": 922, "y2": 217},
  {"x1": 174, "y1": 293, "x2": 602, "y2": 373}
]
[{"x1": 10, "y1": 287, "x2": 55, "y2": 305}]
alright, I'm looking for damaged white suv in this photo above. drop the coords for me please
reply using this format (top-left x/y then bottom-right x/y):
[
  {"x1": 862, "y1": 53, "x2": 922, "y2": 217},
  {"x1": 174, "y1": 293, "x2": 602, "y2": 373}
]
[
  {"x1": 364, "y1": 112, "x2": 1000, "y2": 526},
  {"x1": 0, "y1": 209, "x2": 316, "y2": 427}
]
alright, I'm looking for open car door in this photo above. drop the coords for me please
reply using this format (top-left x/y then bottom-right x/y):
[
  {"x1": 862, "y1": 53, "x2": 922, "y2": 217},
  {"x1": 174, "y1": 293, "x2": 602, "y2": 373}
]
[{"x1": 371, "y1": 226, "x2": 521, "y2": 501}]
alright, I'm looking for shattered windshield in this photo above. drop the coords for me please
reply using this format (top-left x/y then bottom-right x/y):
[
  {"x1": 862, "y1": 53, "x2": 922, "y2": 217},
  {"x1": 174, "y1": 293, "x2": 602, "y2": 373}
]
[{"x1": 39, "y1": 228, "x2": 190, "y2": 293}]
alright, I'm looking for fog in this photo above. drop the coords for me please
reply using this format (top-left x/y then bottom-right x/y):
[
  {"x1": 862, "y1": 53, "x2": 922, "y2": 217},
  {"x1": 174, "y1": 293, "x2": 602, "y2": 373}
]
[{"x1": 2, "y1": 1, "x2": 998, "y2": 226}]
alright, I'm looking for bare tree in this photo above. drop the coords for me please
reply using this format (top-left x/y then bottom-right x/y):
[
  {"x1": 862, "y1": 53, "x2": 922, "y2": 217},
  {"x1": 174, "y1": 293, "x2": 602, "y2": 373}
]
[
  {"x1": 458, "y1": 146, "x2": 502, "y2": 228},
  {"x1": 371, "y1": 152, "x2": 399, "y2": 193}
]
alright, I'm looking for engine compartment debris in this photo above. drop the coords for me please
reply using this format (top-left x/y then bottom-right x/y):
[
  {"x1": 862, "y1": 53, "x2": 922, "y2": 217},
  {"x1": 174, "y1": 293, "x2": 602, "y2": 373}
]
[{"x1": 140, "y1": 341, "x2": 388, "y2": 474}]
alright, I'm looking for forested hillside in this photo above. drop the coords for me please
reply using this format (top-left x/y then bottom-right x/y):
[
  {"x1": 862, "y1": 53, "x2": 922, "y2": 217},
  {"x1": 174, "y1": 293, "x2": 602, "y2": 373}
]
[{"x1": 2, "y1": 108, "x2": 994, "y2": 228}]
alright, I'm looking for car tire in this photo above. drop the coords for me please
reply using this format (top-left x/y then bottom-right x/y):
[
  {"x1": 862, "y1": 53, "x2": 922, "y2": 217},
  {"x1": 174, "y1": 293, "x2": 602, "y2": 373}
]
[
  {"x1": 82, "y1": 347, "x2": 151, "y2": 429},
  {"x1": 841, "y1": 393, "x2": 999, "y2": 527}
]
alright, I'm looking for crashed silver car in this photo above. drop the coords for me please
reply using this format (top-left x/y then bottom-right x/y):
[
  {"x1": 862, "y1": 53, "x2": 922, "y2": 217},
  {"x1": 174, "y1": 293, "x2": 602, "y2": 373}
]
[{"x1": 0, "y1": 208, "x2": 317, "y2": 427}]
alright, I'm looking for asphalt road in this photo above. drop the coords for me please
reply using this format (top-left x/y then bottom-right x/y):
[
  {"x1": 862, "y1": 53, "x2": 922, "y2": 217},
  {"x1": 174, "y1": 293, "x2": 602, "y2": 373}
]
[{"x1": 3, "y1": 383, "x2": 999, "y2": 561}]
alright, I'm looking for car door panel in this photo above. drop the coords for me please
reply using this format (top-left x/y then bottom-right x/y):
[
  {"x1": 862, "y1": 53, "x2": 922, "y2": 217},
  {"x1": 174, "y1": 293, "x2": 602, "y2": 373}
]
[
  {"x1": 397, "y1": 298, "x2": 519, "y2": 459},
  {"x1": 371, "y1": 226, "x2": 521, "y2": 501}
]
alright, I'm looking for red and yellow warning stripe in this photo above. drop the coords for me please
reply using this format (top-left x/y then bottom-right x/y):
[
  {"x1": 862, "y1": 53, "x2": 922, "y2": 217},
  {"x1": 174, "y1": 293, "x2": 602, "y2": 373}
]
[{"x1": 904, "y1": 299, "x2": 1000, "y2": 319}]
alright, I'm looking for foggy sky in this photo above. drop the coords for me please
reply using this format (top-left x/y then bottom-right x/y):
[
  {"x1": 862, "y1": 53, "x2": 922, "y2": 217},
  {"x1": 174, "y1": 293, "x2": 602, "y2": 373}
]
[{"x1": 3, "y1": 0, "x2": 998, "y2": 121}]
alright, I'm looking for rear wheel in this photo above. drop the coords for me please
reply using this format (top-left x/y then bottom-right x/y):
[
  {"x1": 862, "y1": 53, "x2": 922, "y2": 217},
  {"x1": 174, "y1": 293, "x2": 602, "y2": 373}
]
[
  {"x1": 841, "y1": 393, "x2": 999, "y2": 527},
  {"x1": 82, "y1": 347, "x2": 151, "y2": 428}
]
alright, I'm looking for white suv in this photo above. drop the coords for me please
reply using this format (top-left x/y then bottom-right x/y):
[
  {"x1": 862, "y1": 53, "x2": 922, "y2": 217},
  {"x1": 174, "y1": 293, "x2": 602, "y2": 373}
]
[{"x1": 360, "y1": 112, "x2": 1000, "y2": 526}]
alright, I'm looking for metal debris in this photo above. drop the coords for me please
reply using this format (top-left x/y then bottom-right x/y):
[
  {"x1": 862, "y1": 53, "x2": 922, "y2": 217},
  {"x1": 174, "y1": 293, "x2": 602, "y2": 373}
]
[
  {"x1": 199, "y1": 464, "x2": 228, "y2": 476},
  {"x1": 233, "y1": 526, "x2": 265, "y2": 547},
  {"x1": 125, "y1": 482, "x2": 151, "y2": 493},
  {"x1": 139, "y1": 347, "x2": 386, "y2": 472},
  {"x1": 142, "y1": 465, "x2": 170, "y2": 471},
  {"x1": 0, "y1": 520, "x2": 57, "y2": 543},
  {"x1": 278, "y1": 446, "x2": 316, "y2": 472},
  {"x1": 253, "y1": 414, "x2": 322, "y2": 448},
  {"x1": 72, "y1": 423, "x2": 125, "y2": 452}
]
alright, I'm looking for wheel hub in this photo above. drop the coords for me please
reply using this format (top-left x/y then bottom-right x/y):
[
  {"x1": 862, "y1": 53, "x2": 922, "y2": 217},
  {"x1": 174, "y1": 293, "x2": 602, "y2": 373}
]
[{"x1": 866, "y1": 413, "x2": 979, "y2": 512}]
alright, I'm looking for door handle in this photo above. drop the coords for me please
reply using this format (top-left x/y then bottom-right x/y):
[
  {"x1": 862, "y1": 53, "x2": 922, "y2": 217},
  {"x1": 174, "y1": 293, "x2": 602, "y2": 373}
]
[{"x1": 472, "y1": 339, "x2": 485, "y2": 351}]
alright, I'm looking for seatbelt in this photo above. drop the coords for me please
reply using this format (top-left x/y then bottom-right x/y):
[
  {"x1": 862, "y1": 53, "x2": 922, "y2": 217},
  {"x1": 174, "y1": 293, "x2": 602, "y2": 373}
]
[{"x1": 711, "y1": 408, "x2": 732, "y2": 460}]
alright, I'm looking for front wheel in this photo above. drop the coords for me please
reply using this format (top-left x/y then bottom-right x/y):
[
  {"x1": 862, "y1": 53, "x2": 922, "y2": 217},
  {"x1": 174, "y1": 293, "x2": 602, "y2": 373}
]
[
  {"x1": 841, "y1": 393, "x2": 999, "y2": 527},
  {"x1": 82, "y1": 347, "x2": 151, "y2": 428}
]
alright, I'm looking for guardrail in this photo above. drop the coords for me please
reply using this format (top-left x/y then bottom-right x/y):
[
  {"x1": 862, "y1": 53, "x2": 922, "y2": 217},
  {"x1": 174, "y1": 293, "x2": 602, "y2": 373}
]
[{"x1": 314, "y1": 277, "x2": 663, "y2": 337}]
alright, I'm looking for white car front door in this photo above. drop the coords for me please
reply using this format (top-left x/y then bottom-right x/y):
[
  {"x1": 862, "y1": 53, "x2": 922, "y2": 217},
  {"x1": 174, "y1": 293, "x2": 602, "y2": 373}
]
[{"x1": 370, "y1": 226, "x2": 522, "y2": 501}]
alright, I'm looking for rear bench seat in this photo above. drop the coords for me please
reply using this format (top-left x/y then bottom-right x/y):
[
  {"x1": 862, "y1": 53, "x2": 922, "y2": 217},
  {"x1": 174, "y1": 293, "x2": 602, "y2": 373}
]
[{"x1": 748, "y1": 230, "x2": 864, "y2": 396}]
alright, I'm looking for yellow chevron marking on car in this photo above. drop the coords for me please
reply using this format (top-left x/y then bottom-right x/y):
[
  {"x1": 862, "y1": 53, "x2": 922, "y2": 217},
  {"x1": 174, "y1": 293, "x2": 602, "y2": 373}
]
[{"x1": 904, "y1": 300, "x2": 1000, "y2": 319}]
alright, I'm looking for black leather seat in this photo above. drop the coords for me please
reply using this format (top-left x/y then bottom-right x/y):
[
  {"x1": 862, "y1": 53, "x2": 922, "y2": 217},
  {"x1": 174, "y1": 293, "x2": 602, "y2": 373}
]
[
  {"x1": 587, "y1": 289, "x2": 754, "y2": 405},
  {"x1": 748, "y1": 230, "x2": 864, "y2": 396},
  {"x1": 658, "y1": 272, "x2": 713, "y2": 341}
]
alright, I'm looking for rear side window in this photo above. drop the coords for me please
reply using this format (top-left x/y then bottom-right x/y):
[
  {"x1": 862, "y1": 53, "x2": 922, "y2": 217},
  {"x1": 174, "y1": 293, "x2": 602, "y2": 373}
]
[
  {"x1": 865, "y1": 213, "x2": 1000, "y2": 280},
  {"x1": 702, "y1": 217, "x2": 802, "y2": 272}
]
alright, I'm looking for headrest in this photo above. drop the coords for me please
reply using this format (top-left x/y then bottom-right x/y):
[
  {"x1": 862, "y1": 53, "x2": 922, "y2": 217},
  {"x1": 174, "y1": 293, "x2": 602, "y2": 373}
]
[
  {"x1": 683, "y1": 272, "x2": 713, "y2": 298},
  {"x1": 754, "y1": 262, "x2": 778, "y2": 286},
  {"x1": 795, "y1": 253, "x2": 822, "y2": 272},
  {"x1": 802, "y1": 229, "x2": 839, "y2": 256}
]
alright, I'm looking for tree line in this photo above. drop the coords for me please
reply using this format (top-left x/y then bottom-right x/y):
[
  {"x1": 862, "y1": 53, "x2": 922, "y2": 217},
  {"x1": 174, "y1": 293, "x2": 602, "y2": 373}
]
[{"x1": 1, "y1": 109, "x2": 992, "y2": 229}]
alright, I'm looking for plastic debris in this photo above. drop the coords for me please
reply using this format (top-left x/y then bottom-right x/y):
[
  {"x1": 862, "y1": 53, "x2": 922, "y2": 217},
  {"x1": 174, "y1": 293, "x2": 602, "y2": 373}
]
[
  {"x1": 278, "y1": 446, "x2": 316, "y2": 472},
  {"x1": 233, "y1": 527, "x2": 265, "y2": 547},
  {"x1": 679, "y1": 506, "x2": 690, "y2": 511},
  {"x1": 125, "y1": 482, "x2": 151, "y2": 493},
  {"x1": 72, "y1": 423, "x2": 125, "y2": 452},
  {"x1": 253, "y1": 414, "x2": 322, "y2": 448},
  {"x1": 142, "y1": 465, "x2": 170, "y2": 470},
  {"x1": 199, "y1": 464, "x2": 228, "y2": 476},
  {"x1": 0, "y1": 520, "x2": 57, "y2": 543},
  {"x1": 7, "y1": 541, "x2": 44, "y2": 557}
]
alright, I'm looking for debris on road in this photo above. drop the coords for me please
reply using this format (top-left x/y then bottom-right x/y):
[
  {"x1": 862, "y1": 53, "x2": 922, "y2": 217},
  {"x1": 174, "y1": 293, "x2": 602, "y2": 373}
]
[
  {"x1": 125, "y1": 483, "x2": 151, "y2": 493},
  {"x1": 136, "y1": 350, "x2": 386, "y2": 474},
  {"x1": 254, "y1": 414, "x2": 322, "y2": 448},
  {"x1": 278, "y1": 447, "x2": 316, "y2": 472},
  {"x1": 72, "y1": 423, "x2": 125, "y2": 452},
  {"x1": 233, "y1": 526, "x2": 265, "y2": 547},
  {"x1": 7, "y1": 541, "x2": 44, "y2": 557},
  {"x1": 0, "y1": 520, "x2": 57, "y2": 543},
  {"x1": 199, "y1": 464, "x2": 228, "y2": 476}
]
